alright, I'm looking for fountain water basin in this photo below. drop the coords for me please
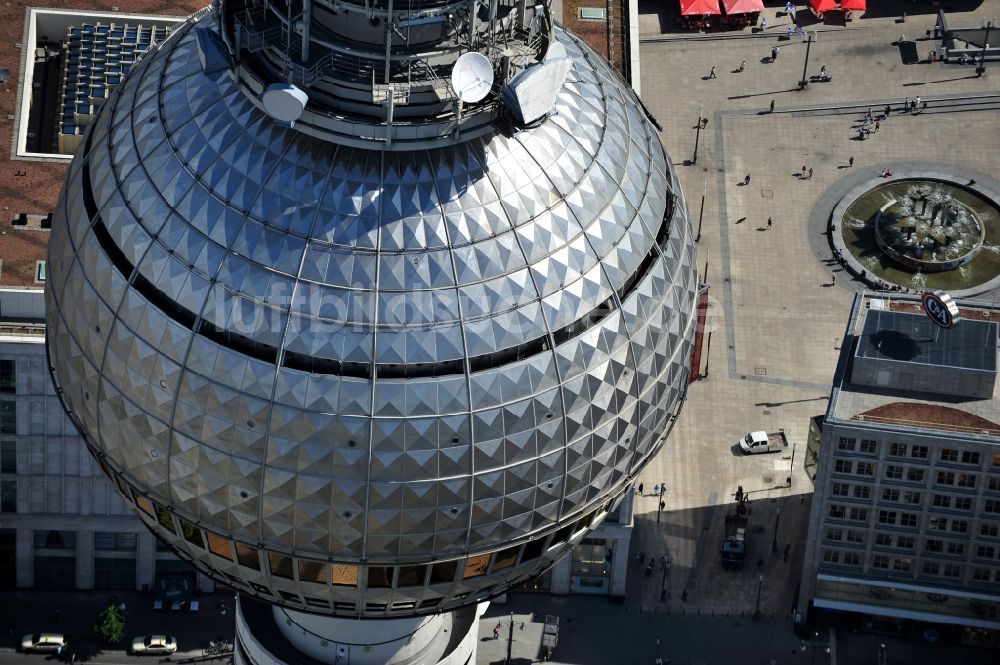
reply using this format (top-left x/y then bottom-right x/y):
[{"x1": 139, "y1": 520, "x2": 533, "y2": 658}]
[
  {"x1": 834, "y1": 176, "x2": 1000, "y2": 295},
  {"x1": 874, "y1": 183, "x2": 984, "y2": 272}
]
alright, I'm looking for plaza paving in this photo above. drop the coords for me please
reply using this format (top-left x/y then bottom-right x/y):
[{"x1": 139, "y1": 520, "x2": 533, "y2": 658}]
[{"x1": 627, "y1": 0, "x2": 1000, "y2": 624}]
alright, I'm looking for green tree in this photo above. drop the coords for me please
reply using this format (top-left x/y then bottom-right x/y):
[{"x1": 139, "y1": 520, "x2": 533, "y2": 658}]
[{"x1": 94, "y1": 604, "x2": 126, "y2": 645}]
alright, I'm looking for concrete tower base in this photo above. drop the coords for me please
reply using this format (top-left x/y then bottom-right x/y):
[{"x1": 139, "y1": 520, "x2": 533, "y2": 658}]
[{"x1": 234, "y1": 595, "x2": 484, "y2": 665}]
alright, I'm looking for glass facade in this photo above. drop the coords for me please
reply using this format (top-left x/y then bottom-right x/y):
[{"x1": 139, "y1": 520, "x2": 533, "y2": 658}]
[{"x1": 571, "y1": 538, "x2": 610, "y2": 594}]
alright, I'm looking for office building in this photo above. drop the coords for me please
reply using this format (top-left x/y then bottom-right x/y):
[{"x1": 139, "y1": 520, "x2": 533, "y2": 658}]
[{"x1": 799, "y1": 291, "x2": 1000, "y2": 647}]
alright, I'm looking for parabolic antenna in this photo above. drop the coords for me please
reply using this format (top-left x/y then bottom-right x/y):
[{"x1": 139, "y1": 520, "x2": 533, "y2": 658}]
[
  {"x1": 451, "y1": 52, "x2": 494, "y2": 103},
  {"x1": 544, "y1": 42, "x2": 567, "y2": 62},
  {"x1": 262, "y1": 82, "x2": 309, "y2": 124}
]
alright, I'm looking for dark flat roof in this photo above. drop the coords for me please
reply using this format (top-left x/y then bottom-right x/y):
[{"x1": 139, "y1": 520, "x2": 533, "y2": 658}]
[{"x1": 855, "y1": 310, "x2": 997, "y2": 372}]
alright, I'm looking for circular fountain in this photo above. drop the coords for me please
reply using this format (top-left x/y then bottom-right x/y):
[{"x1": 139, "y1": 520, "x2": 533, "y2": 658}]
[
  {"x1": 832, "y1": 174, "x2": 1000, "y2": 296},
  {"x1": 873, "y1": 183, "x2": 985, "y2": 272}
]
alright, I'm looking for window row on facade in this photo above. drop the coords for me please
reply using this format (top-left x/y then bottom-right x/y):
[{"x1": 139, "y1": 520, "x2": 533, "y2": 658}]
[
  {"x1": 836, "y1": 436, "x2": 1000, "y2": 471},
  {"x1": 830, "y1": 481, "x2": 1000, "y2": 513},
  {"x1": 97, "y1": 455, "x2": 610, "y2": 614},
  {"x1": 831, "y1": 458, "x2": 1000, "y2": 491},
  {"x1": 820, "y1": 547, "x2": 1000, "y2": 585},
  {"x1": 824, "y1": 527, "x2": 1000, "y2": 560},
  {"x1": 826, "y1": 502, "x2": 1000, "y2": 537}
]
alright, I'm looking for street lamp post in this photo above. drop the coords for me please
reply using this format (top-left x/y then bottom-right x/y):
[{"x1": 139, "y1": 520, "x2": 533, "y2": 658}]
[
  {"x1": 977, "y1": 19, "x2": 993, "y2": 76},
  {"x1": 771, "y1": 508, "x2": 781, "y2": 552},
  {"x1": 695, "y1": 178, "x2": 707, "y2": 242},
  {"x1": 693, "y1": 101, "x2": 704, "y2": 164},
  {"x1": 799, "y1": 31, "x2": 814, "y2": 88},
  {"x1": 505, "y1": 611, "x2": 515, "y2": 665},
  {"x1": 753, "y1": 574, "x2": 763, "y2": 621},
  {"x1": 788, "y1": 443, "x2": 796, "y2": 487}
]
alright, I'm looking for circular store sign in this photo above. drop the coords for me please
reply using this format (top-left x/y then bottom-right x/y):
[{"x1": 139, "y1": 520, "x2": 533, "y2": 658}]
[{"x1": 922, "y1": 290, "x2": 960, "y2": 329}]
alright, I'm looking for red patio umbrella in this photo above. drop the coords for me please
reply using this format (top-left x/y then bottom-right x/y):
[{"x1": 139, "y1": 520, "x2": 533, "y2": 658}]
[
  {"x1": 809, "y1": 0, "x2": 838, "y2": 12},
  {"x1": 840, "y1": 0, "x2": 866, "y2": 10},
  {"x1": 679, "y1": 0, "x2": 723, "y2": 16},
  {"x1": 722, "y1": 0, "x2": 765, "y2": 14}
]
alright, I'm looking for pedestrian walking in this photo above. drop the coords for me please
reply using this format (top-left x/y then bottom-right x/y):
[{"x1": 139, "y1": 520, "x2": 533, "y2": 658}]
[
  {"x1": 769, "y1": 99, "x2": 775, "y2": 113},
  {"x1": 801, "y1": 164, "x2": 807, "y2": 174},
  {"x1": 708, "y1": 66, "x2": 716, "y2": 79},
  {"x1": 655, "y1": 657, "x2": 663, "y2": 665},
  {"x1": 914, "y1": 96, "x2": 921, "y2": 110},
  {"x1": 884, "y1": 104, "x2": 891, "y2": 118},
  {"x1": 786, "y1": 25, "x2": 793, "y2": 38},
  {"x1": 761, "y1": 16, "x2": 768, "y2": 30},
  {"x1": 874, "y1": 121, "x2": 880, "y2": 132},
  {"x1": 681, "y1": 589, "x2": 688, "y2": 601},
  {"x1": 655, "y1": 636, "x2": 661, "y2": 647},
  {"x1": 922, "y1": 100, "x2": 928, "y2": 112},
  {"x1": 494, "y1": 623, "x2": 501, "y2": 639},
  {"x1": 831, "y1": 273, "x2": 836, "y2": 286},
  {"x1": 848, "y1": 156, "x2": 854, "y2": 167},
  {"x1": 638, "y1": 482, "x2": 644, "y2": 495},
  {"x1": 771, "y1": 46, "x2": 779, "y2": 61},
  {"x1": 808, "y1": 167, "x2": 813, "y2": 179},
  {"x1": 737, "y1": 60, "x2": 746, "y2": 72},
  {"x1": 767, "y1": 217, "x2": 773, "y2": 229},
  {"x1": 744, "y1": 173, "x2": 751, "y2": 185},
  {"x1": 903, "y1": 97, "x2": 910, "y2": 111}
]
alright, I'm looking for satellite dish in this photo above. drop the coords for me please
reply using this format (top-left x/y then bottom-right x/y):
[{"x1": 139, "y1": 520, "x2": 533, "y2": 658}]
[
  {"x1": 451, "y1": 52, "x2": 494, "y2": 103},
  {"x1": 544, "y1": 42, "x2": 567, "y2": 62},
  {"x1": 262, "y1": 83, "x2": 309, "y2": 125}
]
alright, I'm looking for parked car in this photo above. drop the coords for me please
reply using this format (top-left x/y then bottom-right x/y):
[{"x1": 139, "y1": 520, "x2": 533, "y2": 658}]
[
  {"x1": 130, "y1": 635, "x2": 178, "y2": 655},
  {"x1": 20, "y1": 633, "x2": 67, "y2": 653}
]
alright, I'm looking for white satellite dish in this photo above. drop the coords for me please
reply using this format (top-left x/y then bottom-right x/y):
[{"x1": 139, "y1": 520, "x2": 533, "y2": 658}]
[
  {"x1": 544, "y1": 42, "x2": 567, "y2": 62},
  {"x1": 451, "y1": 52, "x2": 494, "y2": 103},
  {"x1": 262, "y1": 83, "x2": 309, "y2": 125}
]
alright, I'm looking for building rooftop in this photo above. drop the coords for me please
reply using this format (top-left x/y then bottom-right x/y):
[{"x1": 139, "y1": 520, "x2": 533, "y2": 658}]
[
  {"x1": 830, "y1": 292, "x2": 1000, "y2": 440},
  {"x1": 0, "y1": 1, "x2": 205, "y2": 289},
  {"x1": 856, "y1": 309, "x2": 997, "y2": 372}
]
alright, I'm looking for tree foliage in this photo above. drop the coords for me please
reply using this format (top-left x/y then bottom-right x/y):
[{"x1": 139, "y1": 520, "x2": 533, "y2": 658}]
[{"x1": 94, "y1": 604, "x2": 126, "y2": 645}]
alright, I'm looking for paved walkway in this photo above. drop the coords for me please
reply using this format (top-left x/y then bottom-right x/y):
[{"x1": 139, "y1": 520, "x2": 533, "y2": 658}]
[{"x1": 627, "y1": 0, "x2": 1000, "y2": 626}]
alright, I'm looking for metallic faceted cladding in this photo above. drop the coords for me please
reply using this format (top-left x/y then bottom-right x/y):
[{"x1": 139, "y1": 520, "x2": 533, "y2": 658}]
[{"x1": 45, "y1": 10, "x2": 699, "y2": 617}]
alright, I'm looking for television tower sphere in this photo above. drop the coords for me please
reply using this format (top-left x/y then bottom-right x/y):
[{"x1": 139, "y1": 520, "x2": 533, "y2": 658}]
[{"x1": 46, "y1": 0, "x2": 698, "y2": 621}]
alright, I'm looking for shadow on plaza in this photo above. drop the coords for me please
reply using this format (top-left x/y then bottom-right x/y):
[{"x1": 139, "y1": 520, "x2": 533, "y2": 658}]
[{"x1": 629, "y1": 486, "x2": 815, "y2": 622}]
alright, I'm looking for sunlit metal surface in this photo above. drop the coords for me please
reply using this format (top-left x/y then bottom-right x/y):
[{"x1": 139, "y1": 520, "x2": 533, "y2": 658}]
[{"x1": 46, "y1": 7, "x2": 698, "y2": 618}]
